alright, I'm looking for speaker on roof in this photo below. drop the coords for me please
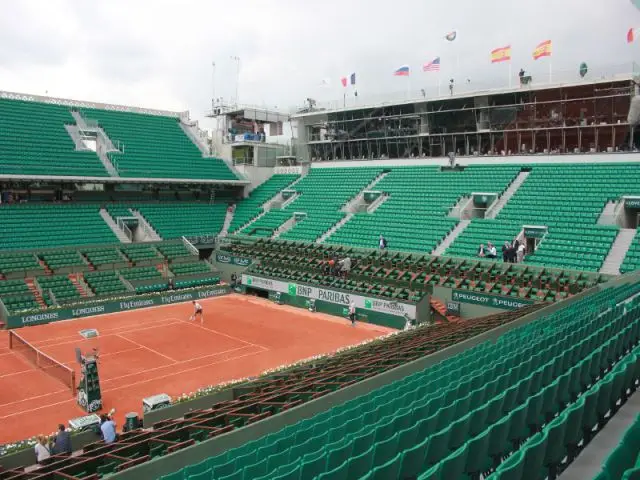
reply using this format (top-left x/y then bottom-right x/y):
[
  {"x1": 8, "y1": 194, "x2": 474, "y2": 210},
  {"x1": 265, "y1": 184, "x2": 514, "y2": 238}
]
[{"x1": 627, "y1": 95, "x2": 640, "y2": 126}]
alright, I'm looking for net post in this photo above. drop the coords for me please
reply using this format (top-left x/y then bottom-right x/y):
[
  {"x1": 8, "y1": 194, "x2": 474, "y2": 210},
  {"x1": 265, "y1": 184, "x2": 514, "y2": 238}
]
[
  {"x1": 8, "y1": 331, "x2": 12, "y2": 349},
  {"x1": 71, "y1": 371, "x2": 76, "y2": 395}
]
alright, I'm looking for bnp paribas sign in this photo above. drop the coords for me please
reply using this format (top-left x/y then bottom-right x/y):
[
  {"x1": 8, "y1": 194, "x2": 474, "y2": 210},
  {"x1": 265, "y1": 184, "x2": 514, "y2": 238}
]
[{"x1": 452, "y1": 290, "x2": 534, "y2": 310}]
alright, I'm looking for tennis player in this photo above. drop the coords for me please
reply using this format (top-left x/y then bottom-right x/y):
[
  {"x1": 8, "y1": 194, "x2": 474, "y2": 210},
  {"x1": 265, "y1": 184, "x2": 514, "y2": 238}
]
[{"x1": 190, "y1": 300, "x2": 204, "y2": 323}]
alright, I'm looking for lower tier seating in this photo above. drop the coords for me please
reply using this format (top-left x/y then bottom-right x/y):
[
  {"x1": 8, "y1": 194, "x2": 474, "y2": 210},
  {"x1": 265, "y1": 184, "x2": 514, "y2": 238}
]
[{"x1": 162, "y1": 281, "x2": 640, "y2": 480}]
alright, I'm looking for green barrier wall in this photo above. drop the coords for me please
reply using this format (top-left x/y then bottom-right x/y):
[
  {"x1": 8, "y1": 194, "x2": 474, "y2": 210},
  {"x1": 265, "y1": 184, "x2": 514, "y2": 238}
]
[{"x1": 7, "y1": 286, "x2": 230, "y2": 329}]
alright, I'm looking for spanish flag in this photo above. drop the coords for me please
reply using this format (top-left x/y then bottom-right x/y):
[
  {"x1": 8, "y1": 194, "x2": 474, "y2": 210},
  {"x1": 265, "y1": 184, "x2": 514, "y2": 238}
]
[
  {"x1": 533, "y1": 40, "x2": 552, "y2": 60},
  {"x1": 491, "y1": 45, "x2": 512, "y2": 63}
]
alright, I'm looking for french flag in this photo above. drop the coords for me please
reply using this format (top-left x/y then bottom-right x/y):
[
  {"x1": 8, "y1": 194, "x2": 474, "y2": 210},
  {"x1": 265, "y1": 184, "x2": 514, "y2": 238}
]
[{"x1": 394, "y1": 65, "x2": 410, "y2": 76}]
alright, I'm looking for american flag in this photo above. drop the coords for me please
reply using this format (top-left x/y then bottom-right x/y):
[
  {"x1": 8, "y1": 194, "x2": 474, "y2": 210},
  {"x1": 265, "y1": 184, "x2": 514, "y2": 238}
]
[{"x1": 423, "y1": 57, "x2": 441, "y2": 72}]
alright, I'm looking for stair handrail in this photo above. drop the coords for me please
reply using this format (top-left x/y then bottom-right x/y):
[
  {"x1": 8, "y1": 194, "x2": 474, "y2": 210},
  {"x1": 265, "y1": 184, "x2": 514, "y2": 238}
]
[
  {"x1": 117, "y1": 218, "x2": 133, "y2": 241},
  {"x1": 47, "y1": 288, "x2": 58, "y2": 307},
  {"x1": 181, "y1": 236, "x2": 199, "y2": 256}
]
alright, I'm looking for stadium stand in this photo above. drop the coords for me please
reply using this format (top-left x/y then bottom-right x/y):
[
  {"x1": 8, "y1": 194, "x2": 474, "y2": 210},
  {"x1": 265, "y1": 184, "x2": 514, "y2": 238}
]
[
  {"x1": 84, "y1": 270, "x2": 129, "y2": 296},
  {"x1": 328, "y1": 165, "x2": 520, "y2": 252},
  {"x1": 155, "y1": 280, "x2": 639, "y2": 480},
  {"x1": 226, "y1": 238, "x2": 609, "y2": 302},
  {"x1": 136, "y1": 202, "x2": 228, "y2": 239},
  {"x1": 0, "y1": 98, "x2": 108, "y2": 177},
  {"x1": 37, "y1": 275, "x2": 81, "y2": 305},
  {"x1": 229, "y1": 173, "x2": 300, "y2": 233},
  {"x1": 0, "y1": 203, "x2": 118, "y2": 250},
  {"x1": 496, "y1": 163, "x2": 640, "y2": 271},
  {"x1": 238, "y1": 167, "x2": 383, "y2": 241},
  {"x1": 78, "y1": 108, "x2": 238, "y2": 180},
  {"x1": 1, "y1": 301, "x2": 551, "y2": 479},
  {"x1": 0, "y1": 252, "x2": 44, "y2": 277}
]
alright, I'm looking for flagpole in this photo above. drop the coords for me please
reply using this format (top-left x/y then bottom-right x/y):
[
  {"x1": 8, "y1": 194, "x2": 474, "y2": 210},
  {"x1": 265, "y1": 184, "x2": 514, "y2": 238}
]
[
  {"x1": 508, "y1": 62, "x2": 512, "y2": 88},
  {"x1": 549, "y1": 61, "x2": 552, "y2": 84}
]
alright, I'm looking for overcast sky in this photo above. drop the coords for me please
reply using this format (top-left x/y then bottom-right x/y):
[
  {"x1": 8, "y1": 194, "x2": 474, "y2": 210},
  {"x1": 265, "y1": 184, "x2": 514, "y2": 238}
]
[{"x1": 0, "y1": 0, "x2": 638, "y2": 129}]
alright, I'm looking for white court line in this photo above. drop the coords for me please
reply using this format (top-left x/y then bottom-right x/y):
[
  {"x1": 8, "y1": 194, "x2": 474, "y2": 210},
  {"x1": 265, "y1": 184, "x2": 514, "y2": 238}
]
[
  {"x1": 23, "y1": 316, "x2": 182, "y2": 348},
  {"x1": 115, "y1": 334, "x2": 177, "y2": 364},
  {"x1": 0, "y1": 348, "x2": 266, "y2": 420},
  {"x1": 99, "y1": 344, "x2": 261, "y2": 385},
  {"x1": 19, "y1": 321, "x2": 185, "y2": 352},
  {"x1": 0, "y1": 346, "x2": 142, "y2": 380},
  {"x1": 166, "y1": 316, "x2": 266, "y2": 350}
]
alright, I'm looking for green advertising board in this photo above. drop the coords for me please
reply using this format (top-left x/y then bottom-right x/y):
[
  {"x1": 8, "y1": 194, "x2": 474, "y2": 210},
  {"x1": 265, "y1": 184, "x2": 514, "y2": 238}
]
[
  {"x1": 451, "y1": 289, "x2": 534, "y2": 310},
  {"x1": 624, "y1": 198, "x2": 640, "y2": 209},
  {"x1": 523, "y1": 226, "x2": 548, "y2": 239},
  {"x1": 7, "y1": 286, "x2": 230, "y2": 329},
  {"x1": 242, "y1": 274, "x2": 417, "y2": 318},
  {"x1": 215, "y1": 253, "x2": 252, "y2": 267}
]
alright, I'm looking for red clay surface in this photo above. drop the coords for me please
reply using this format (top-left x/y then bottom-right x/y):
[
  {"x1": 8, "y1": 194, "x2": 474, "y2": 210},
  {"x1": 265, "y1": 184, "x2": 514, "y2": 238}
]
[{"x1": 0, "y1": 294, "x2": 394, "y2": 444}]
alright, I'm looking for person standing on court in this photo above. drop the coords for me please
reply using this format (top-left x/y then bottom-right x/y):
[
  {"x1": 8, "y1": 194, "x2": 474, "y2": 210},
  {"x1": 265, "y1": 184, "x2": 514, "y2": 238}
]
[{"x1": 349, "y1": 302, "x2": 356, "y2": 326}]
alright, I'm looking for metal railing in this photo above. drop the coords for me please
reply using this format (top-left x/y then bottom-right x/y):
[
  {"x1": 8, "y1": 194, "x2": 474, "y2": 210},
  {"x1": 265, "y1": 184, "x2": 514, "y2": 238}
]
[
  {"x1": 290, "y1": 62, "x2": 638, "y2": 115},
  {"x1": 117, "y1": 218, "x2": 133, "y2": 241},
  {"x1": 181, "y1": 236, "x2": 200, "y2": 256}
]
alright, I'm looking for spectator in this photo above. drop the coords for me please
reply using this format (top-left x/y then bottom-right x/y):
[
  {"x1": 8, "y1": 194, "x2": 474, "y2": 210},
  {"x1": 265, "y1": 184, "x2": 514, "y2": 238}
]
[
  {"x1": 517, "y1": 242, "x2": 526, "y2": 263},
  {"x1": 52, "y1": 424, "x2": 72, "y2": 456},
  {"x1": 379, "y1": 235, "x2": 388, "y2": 250},
  {"x1": 511, "y1": 240, "x2": 521, "y2": 263},
  {"x1": 34, "y1": 435, "x2": 51, "y2": 465},
  {"x1": 486, "y1": 242, "x2": 497, "y2": 259},
  {"x1": 477, "y1": 244, "x2": 486, "y2": 258},
  {"x1": 338, "y1": 257, "x2": 351, "y2": 277},
  {"x1": 100, "y1": 413, "x2": 117, "y2": 444},
  {"x1": 502, "y1": 242, "x2": 510, "y2": 262},
  {"x1": 230, "y1": 272, "x2": 238, "y2": 287}
]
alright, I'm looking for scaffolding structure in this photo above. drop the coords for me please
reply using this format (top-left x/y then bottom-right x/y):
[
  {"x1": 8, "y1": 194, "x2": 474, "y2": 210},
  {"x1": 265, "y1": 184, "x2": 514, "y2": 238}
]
[{"x1": 292, "y1": 78, "x2": 636, "y2": 162}]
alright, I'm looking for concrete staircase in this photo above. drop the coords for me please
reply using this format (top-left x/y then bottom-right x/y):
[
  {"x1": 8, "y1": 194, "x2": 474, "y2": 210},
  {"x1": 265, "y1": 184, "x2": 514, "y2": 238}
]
[
  {"x1": 100, "y1": 209, "x2": 132, "y2": 243},
  {"x1": 317, "y1": 213, "x2": 354, "y2": 244},
  {"x1": 70, "y1": 111, "x2": 120, "y2": 177},
  {"x1": 281, "y1": 193, "x2": 301, "y2": 209},
  {"x1": 432, "y1": 219, "x2": 471, "y2": 256},
  {"x1": 25, "y1": 278, "x2": 47, "y2": 309},
  {"x1": 233, "y1": 175, "x2": 308, "y2": 235},
  {"x1": 130, "y1": 209, "x2": 163, "y2": 241},
  {"x1": 272, "y1": 215, "x2": 297, "y2": 239},
  {"x1": 342, "y1": 171, "x2": 390, "y2": 213},
  {"x1": 430, "y1": 298, "x2": 461, "y2": 323},
  {"x1": 485, "y1": 171, "x2": 531, "y2": 219},
  {"x1": 219, "y1": 208, "x2": 235, "y2": 237},
  {"x1": 69, "y1": 273, "x2": 92, "y2": 298},
  {"x1": 367, "y1": 194, "x2": 390, "y2": 213},
  {"x1": 600, "y1": 228, "x2": 637, "y2": 275},
  {"x1": 179, "y1": 121, "x2": 211, "y2": 156},
  {"x1": 597, "y1": 201, "x2": 620, "y2": 226}
]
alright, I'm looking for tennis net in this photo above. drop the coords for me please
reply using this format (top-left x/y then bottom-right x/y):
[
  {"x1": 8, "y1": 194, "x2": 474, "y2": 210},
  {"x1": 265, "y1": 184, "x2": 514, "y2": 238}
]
[{"x1": 9, "y1": 331, "x2": 76, "y2": 394}]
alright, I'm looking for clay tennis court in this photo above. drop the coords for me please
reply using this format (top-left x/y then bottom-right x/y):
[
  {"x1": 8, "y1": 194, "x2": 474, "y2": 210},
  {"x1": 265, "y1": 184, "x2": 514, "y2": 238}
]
[{"x1": 0, "y1": 294, "x2": 394, "y2": 444}]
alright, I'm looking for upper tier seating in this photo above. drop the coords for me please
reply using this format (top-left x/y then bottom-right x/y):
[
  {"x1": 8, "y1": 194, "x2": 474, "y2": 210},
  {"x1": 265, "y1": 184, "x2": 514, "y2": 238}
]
[
  {"x1": 238, "y1": 167, "x2": 382, "y2": 242},
  {"x1": 79, "y1": 108, "x2": 238, "y2": 180},
  {"x1": 0, "y1": 99, "x2": 108, "y2": 177},
  {"x1": 135, "y1": 203, "x2": 228, "y2": 239},
  {"x1": 497, "y1": 164, "x2": 640, "y2": 271},
  {"x1": 229, "y1": 174, "x2": 299, "y2": 233},
  {"x1": 163, "y1": 281, "x2": 640, "y2": 480},
  {"x1": 0, "y1": 204, "x2": 118, "y2": 250},
  {"x1": 329, "y1": 165, "x2": 520, "y2": 253}
]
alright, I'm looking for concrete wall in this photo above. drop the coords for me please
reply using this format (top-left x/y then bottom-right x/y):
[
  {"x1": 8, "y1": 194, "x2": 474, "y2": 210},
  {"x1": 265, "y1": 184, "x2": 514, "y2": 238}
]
[
  {"x1": 309, "y1": 153, "x2": 640, "y2": 170},
  {"x1": 232, "y1": 166, "x2": 274, "y2": 196}
]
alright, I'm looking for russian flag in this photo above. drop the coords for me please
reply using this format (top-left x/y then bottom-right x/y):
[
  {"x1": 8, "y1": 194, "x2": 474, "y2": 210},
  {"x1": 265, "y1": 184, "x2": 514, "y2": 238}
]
[{"x1": 394, "y1": 65, "x2": 410, "y2": 76}]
